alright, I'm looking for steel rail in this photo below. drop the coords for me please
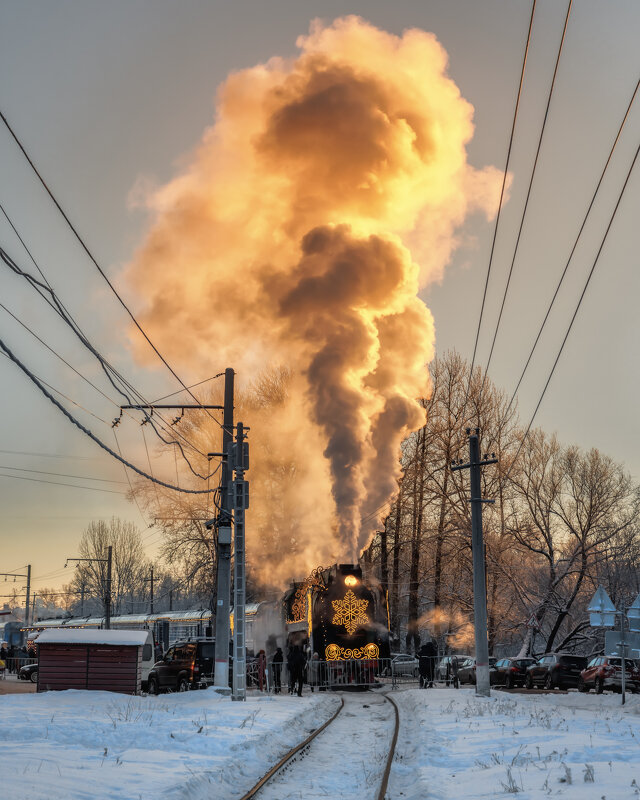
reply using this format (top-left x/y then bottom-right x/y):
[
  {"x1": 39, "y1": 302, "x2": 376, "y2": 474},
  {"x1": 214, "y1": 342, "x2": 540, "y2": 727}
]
[
  {"x1": 377, "y1": 693, "x2": 400, "y2": 800},
  {"x1": 236, "y1": 692, "x2": 400, "y2": 800},
  {"x1": 237, "y1": 697, "x2": 345, "y2": 800}
]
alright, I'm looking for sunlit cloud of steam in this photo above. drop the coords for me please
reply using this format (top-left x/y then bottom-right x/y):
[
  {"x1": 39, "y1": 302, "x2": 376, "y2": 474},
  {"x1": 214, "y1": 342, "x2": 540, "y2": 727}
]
[
  {"x1": 125, "y1": 16, "x2": 501, "y2": 577},
  {"x1": 419, "y1": 608, "x2": 475, "y2": 651}
]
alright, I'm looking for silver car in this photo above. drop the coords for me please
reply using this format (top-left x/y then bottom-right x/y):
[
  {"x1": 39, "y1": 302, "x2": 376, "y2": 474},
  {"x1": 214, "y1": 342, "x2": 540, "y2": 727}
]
[{"x1": 388, "y1": 653, "x2": 419, "y2": 677}]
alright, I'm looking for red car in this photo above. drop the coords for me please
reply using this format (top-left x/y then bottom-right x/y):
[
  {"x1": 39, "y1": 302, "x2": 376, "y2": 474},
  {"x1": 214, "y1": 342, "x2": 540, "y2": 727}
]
[{"x1": 578, "y1": 656, "x2": 640, "y2": 694}]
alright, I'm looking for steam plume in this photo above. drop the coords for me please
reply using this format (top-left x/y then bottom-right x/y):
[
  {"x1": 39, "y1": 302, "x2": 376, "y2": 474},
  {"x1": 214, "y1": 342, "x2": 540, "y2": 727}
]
[{"x1": 126, "y1": 17, "x2": 500, "y2": 573}]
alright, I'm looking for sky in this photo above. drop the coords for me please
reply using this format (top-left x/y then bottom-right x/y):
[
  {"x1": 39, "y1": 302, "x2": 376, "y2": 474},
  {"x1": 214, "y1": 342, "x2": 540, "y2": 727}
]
[{"x1": 0, "y1": 0, "x2": 638, "y2": 597}]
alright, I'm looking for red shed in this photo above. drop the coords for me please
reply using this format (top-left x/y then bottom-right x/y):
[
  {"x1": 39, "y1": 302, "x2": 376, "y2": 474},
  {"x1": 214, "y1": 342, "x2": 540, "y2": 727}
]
[{"x1": 36, "y1": 629, "x2": 148, "y2": 695}]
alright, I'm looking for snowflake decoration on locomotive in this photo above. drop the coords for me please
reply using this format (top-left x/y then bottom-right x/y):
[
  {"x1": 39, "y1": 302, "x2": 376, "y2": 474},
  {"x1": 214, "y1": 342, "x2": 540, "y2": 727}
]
[{"x1": 331, "y1": 589, "x2": 369, "y2": 635}]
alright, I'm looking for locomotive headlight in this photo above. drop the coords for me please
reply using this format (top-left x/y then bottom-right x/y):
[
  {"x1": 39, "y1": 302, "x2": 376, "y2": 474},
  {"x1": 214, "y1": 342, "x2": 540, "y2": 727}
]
[{"x1": 344, "y1": 575, "x2": 358, "y2": 587}]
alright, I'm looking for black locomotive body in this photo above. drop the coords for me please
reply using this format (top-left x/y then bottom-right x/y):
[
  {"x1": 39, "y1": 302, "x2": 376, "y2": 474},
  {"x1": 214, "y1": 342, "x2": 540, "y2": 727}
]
[
  {"x1": 284, "y1": 563, "x2": 390, "y2": 666},
  {"x1": 312, "y1": 564, "x2": 390, "y2": 662}
]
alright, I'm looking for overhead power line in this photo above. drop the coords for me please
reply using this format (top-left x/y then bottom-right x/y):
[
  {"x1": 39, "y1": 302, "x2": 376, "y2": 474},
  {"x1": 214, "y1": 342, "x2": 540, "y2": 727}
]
[
  {"x1": 481, "y1": 0, "x2": 573, "y2": 386},
  {"x1": 463, "y1": 0, "x2": 537, "y2": 413},
  {"x1": 505, "y1": 76, "x2": 639, "y2": 415},
  {"x1": 0, "y1": 464, "x2": 126, "y2": 484},
  {"x1": 504, "y1": 139, "x2": 639, "y2": 484},
  {"x1": 0, "y1": 449, "x2": 97, "y2": 460},
  {"x1": 0, "y1": 334, "x2": 211, "y2": 495},
  {"x1": 0, "y1": 107, "x2": 222, "y2": 429},
  {"x1": 0, "y1": 241, "x2": 216, "y2": 473},
  {"x1": 0, "y1": 471, "x2": 126, "y2": 495}
]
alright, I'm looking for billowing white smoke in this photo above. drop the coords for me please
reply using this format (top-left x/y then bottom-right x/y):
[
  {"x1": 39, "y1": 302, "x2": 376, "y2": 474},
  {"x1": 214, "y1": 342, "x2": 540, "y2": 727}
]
[{"x1": 126, "y1": 16, "x2": 500, "y2": 576}]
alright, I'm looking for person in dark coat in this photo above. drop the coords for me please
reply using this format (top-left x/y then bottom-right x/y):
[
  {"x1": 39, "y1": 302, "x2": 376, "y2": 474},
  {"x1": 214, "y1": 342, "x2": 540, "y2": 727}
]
[
  {"x1": 291, "y1": 646, "x2": 307, "y2": 697},
  {"x1": 286, "y1": 647, "x2": 295, "y2": 694},
  {"x1": 419, "y1": 639, "x2": 437, "y2": 688},
  {"x1": 272, "y1": 647, "x2": 283, "y2": 694}
]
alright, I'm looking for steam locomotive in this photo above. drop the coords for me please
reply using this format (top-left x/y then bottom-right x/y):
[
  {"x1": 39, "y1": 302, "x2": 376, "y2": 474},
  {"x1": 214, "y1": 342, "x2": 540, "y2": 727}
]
[{"x1": 283, "y1": 563, "x2": 390, "y2": 663}]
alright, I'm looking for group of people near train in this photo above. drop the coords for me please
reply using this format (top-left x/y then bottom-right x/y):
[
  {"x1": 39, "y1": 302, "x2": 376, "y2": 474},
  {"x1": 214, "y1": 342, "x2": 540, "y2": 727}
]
[
  {"x1": 0, "y1": 643, "x2": 29, "y2": 674},
  {"x1": 267, "y1": 646, "x2": 327, "y2": 696}
]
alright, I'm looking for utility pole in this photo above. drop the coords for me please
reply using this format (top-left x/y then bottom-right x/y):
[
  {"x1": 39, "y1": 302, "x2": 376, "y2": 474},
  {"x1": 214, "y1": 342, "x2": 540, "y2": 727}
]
[
  {"x1": 144, "y1": 567, "x2": 154, "y2": 614},
  {"x1": 25, "y1": 564, "x2": 31, "y2": 629},
  {"x1": 213, "y1": 368, "x2": 234, "y2": 690},
  {"x1": 66, "y1": 550, "x2": 112, "y2": 628},
  {"x1": 232, "y1": 421, "x2": 249, "y2": 701},
  {"x1": 451, "y1": 428, "x2": 497, "y2": 697},
  {"x1": 105, "y1": 545, "x2": 112, "y2": 629},
  {"x1": 80, "y1": 582, "x2": 85, "y2": 616},
  {"x1": 121, "y1": 371, "x2": 232, "y2": 687}
]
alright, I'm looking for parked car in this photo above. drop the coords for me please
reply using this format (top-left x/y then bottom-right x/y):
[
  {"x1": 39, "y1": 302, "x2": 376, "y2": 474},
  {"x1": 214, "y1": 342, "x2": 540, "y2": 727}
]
[
  {"x1": 18, "y1": 662, "x2": 38, "y2": 683},
  {"x1": 388, "y1": 653, "x2": 419, "y2": 677},
  {"x1": 458, "y1": 657, "x2": 498, "y2": 684},
  {"x1": 147, "y1": 638, "x2": 217, "y2": 694},
  {"x1": 492, "y1": 657, "x2": 536, "y2": 688},
  {"x1": 578, "y1": 656, "x2": 640, "y2": 694},
  {"x1": 525, "y1": 653, "x2": 587, "y2": 689},
  {"x1": 436, "y1": 655, "x2": 472, "y2": 684}
]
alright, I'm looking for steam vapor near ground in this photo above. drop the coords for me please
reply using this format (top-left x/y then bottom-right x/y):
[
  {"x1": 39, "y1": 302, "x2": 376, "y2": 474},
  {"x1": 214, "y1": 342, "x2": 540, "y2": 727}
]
[{"x1": 126, "y1": 17, "x2": 500, "y2": 580}]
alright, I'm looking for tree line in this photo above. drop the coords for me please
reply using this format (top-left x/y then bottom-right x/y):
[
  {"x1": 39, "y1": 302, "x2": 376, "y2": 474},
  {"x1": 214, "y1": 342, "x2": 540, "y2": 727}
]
[
  {"x1": 15, "y1": 350, "x2": 639, "y2": 660},
  {"x1": 362, "y1": 351, "x2": 639, "y2": 657}
]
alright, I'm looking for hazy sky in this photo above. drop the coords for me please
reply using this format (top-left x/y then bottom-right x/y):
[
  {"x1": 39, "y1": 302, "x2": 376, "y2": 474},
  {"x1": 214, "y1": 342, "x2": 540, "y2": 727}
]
[{"x1": 1, "y1": 1, "x2": 638, "y2": 597}]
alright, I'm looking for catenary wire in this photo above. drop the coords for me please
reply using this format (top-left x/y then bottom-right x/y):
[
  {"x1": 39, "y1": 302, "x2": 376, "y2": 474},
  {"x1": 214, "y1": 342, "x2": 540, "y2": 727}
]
[
  {"x1": 0, "y1": 269, "x2": 219, "y2": 479},
  {"x1": 503, "y1": 140, "x2": 639, "y2": 485},
  {"x1": 504, "y1": 76, "x2": 639, "y2": 416},
  {"x1": 149, "y1": 373, "x2": 226, "y2": 404},
  {"x1": 462, "y1": 0, "x2": 537, "y2": 417},
  {"x1": 0, "y1": 448, "x2": 96, "y2": 460},
  {"x1": 0, "y1": 349, "x2": 108, "y2": 425},
  {"x1": 0, "y1": 233, "x2": 216, "y2": 474},
  {"x1": 0, "y1": 470, "x2": 127, "y2": 495},
  {"x1": 0, "y1": 334, "x2": 212, "y2": 495},
  {"x1": 0, "y1": 464, "x2": 127, "y2": 484},
  {"x1": 112, "y1": 428, "x2": 155, "y2": 531},
  {"x1": 0, "y1": 108, "x2": 223, "y2": 430},
  {"x1": 481, "y1": 0, "x2": 573, "y2": 390}
]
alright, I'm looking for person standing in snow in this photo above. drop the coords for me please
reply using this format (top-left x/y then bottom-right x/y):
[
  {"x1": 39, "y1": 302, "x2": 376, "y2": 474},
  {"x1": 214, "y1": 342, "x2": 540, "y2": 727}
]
[
  {"x1": 272, "y1": 647, "x2": 283, "y2": 694},
  {"x1": 419, "y1": 638, "x2": 437, "y2": 688},
  {"x1": 308, "y1": 652, "x2": 320, "y2": 692},
  {"x1": 287, "y1": 646, "x2": 295, "y2": 694},
  {"x1": 257, "y1": 649, "x2": 266, "y2": 691},
  {"x1": 291, "y1": 646, "x2": 306, "y2": 697}
]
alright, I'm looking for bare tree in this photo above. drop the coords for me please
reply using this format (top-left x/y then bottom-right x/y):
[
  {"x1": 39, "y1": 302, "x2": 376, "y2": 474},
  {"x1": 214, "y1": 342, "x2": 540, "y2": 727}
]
[
  {"x1": 71, "y1": 518, "x2": 147, "y2": 616},
  {"x1": 506, "y1": 431, "x2": 639, "y2": 653}
]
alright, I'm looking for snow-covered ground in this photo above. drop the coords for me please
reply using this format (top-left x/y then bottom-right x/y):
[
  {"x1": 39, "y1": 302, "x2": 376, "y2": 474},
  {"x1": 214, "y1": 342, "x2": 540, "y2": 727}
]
[
  {"x1": 1, "y1": 685, "x2": 640, "y2": 799},
  {"x1": 390, "y1": 687, "x2": 640, "y2": 799},
  {"x1": 0, "y1": 687, "x2": 337, "y2": 799}
]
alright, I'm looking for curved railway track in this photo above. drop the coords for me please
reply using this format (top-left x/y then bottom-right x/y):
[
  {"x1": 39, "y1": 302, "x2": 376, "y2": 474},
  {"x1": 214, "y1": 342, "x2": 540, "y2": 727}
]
[{"x1": 238, "y1": 692, "x2": 400, "y2": 800}]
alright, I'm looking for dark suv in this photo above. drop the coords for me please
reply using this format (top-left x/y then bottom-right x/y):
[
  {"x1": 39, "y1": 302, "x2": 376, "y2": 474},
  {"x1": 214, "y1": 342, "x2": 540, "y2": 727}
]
[
  {"x1": 525, "y1": 653, "x2": 587, "y2": 689},
  {"x1": 492, "y1": 657, "x2": 536, "y2": 688},
  {"x1": 147, "y1": 638, "x2": 216, "y2": 694}
]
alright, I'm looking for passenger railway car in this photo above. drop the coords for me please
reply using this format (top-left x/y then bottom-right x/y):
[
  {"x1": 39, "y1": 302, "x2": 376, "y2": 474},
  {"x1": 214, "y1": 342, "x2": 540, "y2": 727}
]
[{"x1": 23, "y1": 603, "x2": 283, "y2": 656}]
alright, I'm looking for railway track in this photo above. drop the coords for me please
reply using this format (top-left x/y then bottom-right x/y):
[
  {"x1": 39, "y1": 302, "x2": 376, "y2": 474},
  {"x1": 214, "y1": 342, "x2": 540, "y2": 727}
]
[{"x1": 238, "y1": 692, "x2": 400, "y2": 800}]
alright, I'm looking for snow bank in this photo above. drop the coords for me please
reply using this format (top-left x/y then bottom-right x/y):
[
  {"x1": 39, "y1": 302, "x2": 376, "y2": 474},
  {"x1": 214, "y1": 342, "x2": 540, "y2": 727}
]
[
  {"x1": 0, "y1": 688, "x2": 335, "y2": 799},
  {"x1": 389, "y1": 687, "x2": 640, "y2": 799},
  {"x1": 36, "y1": 629, "x2": 149, "y2": 646}
]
